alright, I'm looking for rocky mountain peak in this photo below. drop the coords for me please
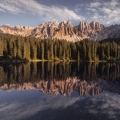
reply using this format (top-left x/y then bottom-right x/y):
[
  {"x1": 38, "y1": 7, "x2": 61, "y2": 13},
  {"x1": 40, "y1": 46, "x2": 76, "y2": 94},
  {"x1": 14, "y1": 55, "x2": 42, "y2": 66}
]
[
  {"x1": 59, "y1": 21, "x2": 72, "y2": 27},
  {"x1": 0, "y1": 21, "x2": 120, "y2": 41},
  {"x1": 90, "y1": 21, "x2": 104, "y2": 30}
]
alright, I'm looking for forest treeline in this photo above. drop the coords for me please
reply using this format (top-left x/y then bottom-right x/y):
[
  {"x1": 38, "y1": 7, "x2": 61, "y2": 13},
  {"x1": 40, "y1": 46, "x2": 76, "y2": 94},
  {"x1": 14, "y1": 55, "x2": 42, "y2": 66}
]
[{"x1": 0, "y1": 33, "x2": 120, "y2": 61}]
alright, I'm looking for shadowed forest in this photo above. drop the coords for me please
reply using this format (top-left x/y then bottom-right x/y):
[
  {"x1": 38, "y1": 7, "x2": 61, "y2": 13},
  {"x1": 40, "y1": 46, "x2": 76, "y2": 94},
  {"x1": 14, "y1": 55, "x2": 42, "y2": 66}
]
[{"x1": 0, "y1": 33, "x2": 120, "y2": 62}]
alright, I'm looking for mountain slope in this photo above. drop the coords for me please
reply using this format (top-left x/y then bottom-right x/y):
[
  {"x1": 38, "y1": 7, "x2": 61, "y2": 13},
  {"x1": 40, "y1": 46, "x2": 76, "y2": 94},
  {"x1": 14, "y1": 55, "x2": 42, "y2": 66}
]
[
  {"x1": 0, "y1": 21, "x2": 120, "y2": 41},
  {"x1": 90, "y1": 24, "x2": 120, "y2": 40},
  {"x1": 0, "y1": 29, "x2": 3, "y2": 33}
]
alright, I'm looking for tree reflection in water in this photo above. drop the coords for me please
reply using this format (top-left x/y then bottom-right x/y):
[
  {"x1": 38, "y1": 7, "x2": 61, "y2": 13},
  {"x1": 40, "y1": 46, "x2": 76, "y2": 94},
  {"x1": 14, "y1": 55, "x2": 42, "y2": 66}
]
[{"x1": 0, "y1": 62, "x2": 120, "y2": 96}]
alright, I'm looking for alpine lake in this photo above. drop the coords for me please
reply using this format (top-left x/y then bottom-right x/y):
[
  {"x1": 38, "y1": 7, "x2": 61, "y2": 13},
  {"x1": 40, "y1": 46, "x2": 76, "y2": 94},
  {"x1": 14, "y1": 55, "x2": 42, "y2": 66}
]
[{"x1": 0, "y1": 62, "x2": 120, "y2": 120}]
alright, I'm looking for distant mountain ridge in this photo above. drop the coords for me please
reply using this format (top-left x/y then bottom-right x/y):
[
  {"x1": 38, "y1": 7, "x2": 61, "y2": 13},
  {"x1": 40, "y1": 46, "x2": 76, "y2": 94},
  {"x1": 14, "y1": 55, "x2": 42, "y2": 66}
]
[{"x1": 0, "y1": 21, "x2": 120, "y2": 41}]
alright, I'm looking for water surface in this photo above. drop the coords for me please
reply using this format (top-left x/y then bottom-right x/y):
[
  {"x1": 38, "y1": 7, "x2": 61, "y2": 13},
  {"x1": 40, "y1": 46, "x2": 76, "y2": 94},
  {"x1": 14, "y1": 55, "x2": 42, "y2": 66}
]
[{"x1": 0, "y1": 62, "x2": 120, "y2": 120}]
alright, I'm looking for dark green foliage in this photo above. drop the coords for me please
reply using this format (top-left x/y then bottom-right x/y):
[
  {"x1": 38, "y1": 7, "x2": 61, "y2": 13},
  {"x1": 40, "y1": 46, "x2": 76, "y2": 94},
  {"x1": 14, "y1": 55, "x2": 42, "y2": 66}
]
[
  {"x1": 0, "y1": 33, "x2": 120, "y2": 61},
  {"x1": 0, "y1": 41, "x2": 3, "y2": 56}
]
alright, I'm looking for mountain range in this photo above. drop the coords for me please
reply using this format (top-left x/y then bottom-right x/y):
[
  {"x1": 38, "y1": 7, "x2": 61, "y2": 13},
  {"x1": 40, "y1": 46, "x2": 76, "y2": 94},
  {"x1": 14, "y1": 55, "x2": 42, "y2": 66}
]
[{"x1": 0, "y1": 21, "x2": 120, "y2": 41}]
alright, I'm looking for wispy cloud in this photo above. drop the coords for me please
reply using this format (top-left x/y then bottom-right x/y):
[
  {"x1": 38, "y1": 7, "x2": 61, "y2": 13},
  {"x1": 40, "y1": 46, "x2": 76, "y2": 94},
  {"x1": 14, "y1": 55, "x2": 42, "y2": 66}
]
[
  {"x1": 0, "y1": 0, "x2": 119, "y2": 25},
  {"x1": 0, "y1": 1, "x2": 24, "y2": 14},
  {"x1": 0, "y1": 0, "x2": 84, "y2": 22},
  {"x1": 90, "y1": 2, "x2": 101, "y2": 7},
  {"x1": 75, "y1": 0, "x2": 120, "y2": 25}
]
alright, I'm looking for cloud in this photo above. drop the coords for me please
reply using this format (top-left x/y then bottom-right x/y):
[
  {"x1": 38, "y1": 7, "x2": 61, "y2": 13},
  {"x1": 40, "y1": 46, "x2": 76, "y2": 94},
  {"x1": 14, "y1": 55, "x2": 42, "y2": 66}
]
[
  {"x1": 0, "y1": 1, "x2": 24, "y2": 14},
  {"x1": 99, "y1": 8, "x2": 112, "y2": 14},
  {"x1": 0, "y1": 0, "x2": 119, "y2": 25},
  {"x1": 90, "y1": 2, "x2": 101, "y2": 7},
  {"x1": 0, "y1": 0, "x2": 84, "y2": 22},
  {"x1": 75, "y1": 0, "x2": 120, "y2": 25},
  {"x1": 103, "y1": 0, "x2": 118, "y2": 8},
  {"x1": 86, "y1": 8, "x2": 97, "y2": 12}
]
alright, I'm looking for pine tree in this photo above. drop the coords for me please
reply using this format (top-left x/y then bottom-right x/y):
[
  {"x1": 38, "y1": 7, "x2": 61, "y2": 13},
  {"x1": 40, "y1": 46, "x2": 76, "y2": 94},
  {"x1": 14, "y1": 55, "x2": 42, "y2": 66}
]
[
  {"x1": 41, "y1": 41, "x2": 44, "y2": 60},
  {"x1": 0, "y1": 40, "x2": 3, "y2": 56}
]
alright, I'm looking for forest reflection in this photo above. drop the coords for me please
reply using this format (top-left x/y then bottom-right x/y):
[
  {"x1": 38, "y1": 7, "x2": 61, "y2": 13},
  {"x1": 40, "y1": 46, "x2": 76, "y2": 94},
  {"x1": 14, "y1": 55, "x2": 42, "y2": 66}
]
[{"x1": 0, "y1": 62, "x2": 120, "y2": 95}]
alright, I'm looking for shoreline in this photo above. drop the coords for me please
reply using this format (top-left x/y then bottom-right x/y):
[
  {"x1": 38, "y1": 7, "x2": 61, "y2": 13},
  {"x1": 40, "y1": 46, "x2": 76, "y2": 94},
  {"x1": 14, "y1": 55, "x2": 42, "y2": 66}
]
[{"x1": 0, "y1": 59, "x2": 120, "y2": 63}]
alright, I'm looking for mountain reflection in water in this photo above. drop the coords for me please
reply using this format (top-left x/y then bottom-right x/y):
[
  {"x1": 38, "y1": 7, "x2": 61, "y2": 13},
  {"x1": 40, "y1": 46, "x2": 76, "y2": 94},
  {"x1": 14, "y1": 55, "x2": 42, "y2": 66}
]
[
  {"x1": 0, "y1": 78, "x2": 103, "y2": 96},
  {"x1": 0, "y1": 62, "x2": 120, "y2": 95},
  {"x1": 0, "y1": 62, "x2": 120, "y2": 120}
]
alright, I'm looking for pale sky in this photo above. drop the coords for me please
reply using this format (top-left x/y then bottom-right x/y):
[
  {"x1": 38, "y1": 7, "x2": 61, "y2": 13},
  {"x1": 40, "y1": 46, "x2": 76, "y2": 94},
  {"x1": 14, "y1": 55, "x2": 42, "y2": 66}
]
[{"x1": 0, "y1": 0, "x2": 120, "y2": 26}]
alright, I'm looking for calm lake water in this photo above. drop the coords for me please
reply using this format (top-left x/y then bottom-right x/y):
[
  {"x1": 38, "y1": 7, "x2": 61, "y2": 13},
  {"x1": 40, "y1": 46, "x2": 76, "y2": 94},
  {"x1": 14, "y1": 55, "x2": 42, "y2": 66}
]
[{"x1": 0, "y1": 62, "x2": 120, "y2": 120}]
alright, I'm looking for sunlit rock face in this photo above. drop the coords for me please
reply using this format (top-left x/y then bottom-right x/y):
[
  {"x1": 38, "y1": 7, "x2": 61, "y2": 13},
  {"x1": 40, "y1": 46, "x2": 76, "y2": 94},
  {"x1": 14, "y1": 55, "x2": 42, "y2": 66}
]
[
  {"x1": 0, "y1": 21, "x2": 120, "y2": 41},
  {"x1": 0, "y1": 24, "x2": 34, "y2": 36},
  {"x1": 0, "y1": 21, "x2": 107, "y2": 41},
  {"x1": 74, "y1": 21, "x2": 104, "y2": 39}
]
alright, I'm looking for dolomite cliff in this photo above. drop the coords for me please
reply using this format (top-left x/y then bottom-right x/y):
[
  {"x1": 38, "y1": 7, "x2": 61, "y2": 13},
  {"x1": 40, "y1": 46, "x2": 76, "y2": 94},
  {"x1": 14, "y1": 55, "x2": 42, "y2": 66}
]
[
  {"x1": 1, "y1": 21, "x2": 120, "y2": 41},
  {"x1": 0, "y1": 21, "x2": 105, "y2": 41}
]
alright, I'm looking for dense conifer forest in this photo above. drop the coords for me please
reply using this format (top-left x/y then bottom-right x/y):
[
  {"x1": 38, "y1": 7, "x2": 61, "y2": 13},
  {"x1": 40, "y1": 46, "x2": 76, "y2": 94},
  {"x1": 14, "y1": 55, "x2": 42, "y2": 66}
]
[{"x1": 0, "y1": 33, "x2": 120, "y2": 62}]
